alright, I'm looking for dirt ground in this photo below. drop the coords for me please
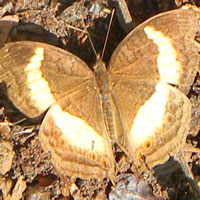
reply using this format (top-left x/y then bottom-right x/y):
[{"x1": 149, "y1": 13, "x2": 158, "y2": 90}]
[{"x1": 0, "y1": 0, "x2": 200, "y2": 199}]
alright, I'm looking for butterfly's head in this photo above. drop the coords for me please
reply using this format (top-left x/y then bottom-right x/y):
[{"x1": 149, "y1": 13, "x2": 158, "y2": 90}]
[{"x1": 93, "y1": 54, "x2": 107, "y2": 74}]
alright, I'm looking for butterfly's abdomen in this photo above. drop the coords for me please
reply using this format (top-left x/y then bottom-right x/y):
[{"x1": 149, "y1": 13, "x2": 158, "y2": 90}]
[{"x1": 95, "y1": 67, "x2": 124, "y2": 145}]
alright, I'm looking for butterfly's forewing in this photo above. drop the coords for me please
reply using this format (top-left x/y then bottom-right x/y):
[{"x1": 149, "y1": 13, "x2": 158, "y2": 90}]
[
  {"x1": 108, "y1": 5, "x2": 199, "y2": 171},
  {"x1": 0, "y1": 41, "x2": 94, "y2": 118},
  {"x1": 109, "y1": 5, "x2": 200, "y2": 92}
]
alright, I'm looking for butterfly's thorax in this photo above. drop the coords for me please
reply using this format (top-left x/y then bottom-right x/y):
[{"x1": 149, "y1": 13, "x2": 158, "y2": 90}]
[{"x1": 94, "y1": 59, "x2": 116, "y2": 142}]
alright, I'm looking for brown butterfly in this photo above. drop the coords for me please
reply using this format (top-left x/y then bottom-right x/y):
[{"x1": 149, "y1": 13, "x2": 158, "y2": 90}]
[{"x1": 0, "y1": 5, "x2": 199, "y2": 183}]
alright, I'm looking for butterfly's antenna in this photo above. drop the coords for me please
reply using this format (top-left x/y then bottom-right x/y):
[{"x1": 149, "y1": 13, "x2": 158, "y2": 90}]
[
  {"x1": 82, "y1": 21, "x2": 98, "y2": 57},
  {"x1": 79, "y1": 16, "x2": 98, "y2": 57},
  {"x1": 101, "y1": 9, "x2": 115, "y2": 60},
  {"x1": 66, "y1": 9, "x2": 115, "y2": 59},
  {"x1": 66, "y1": 21, "x2": 98, "y2": 57}
]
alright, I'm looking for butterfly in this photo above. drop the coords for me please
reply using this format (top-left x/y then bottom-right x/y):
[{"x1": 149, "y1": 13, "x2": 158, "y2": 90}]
[{"x1": 0, "y1": 5, "x2": 199, "y2": 183}]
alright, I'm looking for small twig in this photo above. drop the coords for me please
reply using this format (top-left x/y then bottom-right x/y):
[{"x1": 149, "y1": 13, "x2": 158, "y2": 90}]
[
  {"x1": 184, "y1": 145, "x2": 200, "y2": 154},
  {"x1": 175, "y1": 150, "x2": 200, "y2": 200},
  {"x1": 115, "y1": 0, "x2": 134, "y2": 34},
  {"x1": 66, "y1": 23, "x2": 88, "y2": 34}
]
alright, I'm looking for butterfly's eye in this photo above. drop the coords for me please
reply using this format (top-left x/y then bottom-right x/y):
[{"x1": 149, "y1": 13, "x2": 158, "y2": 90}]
[{"x1": 143, "y1": 139, "x2": 152, "y2": 151}]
